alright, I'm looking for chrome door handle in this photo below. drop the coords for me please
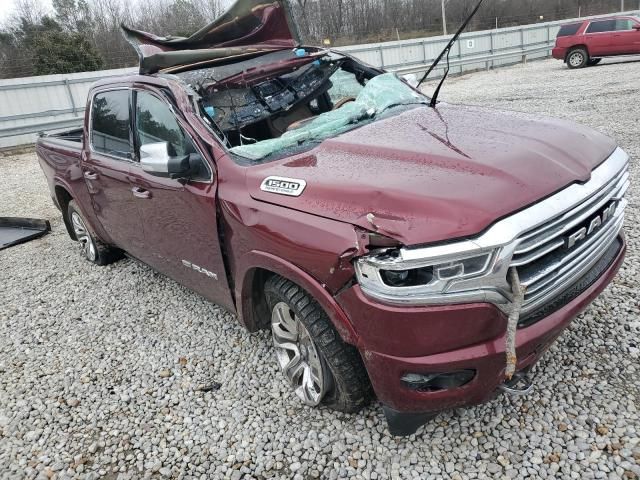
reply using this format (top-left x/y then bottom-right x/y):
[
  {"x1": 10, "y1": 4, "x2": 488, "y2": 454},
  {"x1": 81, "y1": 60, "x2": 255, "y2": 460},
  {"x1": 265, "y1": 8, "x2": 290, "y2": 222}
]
[
  {"x1": 84, "y1": 171, "x2": 98, "y2": 180},
  {"x1": 132, "y1": 186, "x2": 151, "y2": 199}
]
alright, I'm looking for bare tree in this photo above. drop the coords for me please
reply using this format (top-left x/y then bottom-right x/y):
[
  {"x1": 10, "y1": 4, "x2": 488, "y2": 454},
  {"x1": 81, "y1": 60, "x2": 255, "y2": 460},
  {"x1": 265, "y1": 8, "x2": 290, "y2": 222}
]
[{"x1": 0, "y1": 0, "x2": 629, "y2": 78}]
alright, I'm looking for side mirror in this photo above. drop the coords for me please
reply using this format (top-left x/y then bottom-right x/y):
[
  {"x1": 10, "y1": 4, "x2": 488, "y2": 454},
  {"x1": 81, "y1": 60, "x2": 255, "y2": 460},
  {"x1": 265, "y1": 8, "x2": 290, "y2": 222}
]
[
  {"x1": 140, "y1": 142, "x2": 195, "y2": 180},
  {"x1": 634, "y1": 25, "x2": 640, "y2": 30}
]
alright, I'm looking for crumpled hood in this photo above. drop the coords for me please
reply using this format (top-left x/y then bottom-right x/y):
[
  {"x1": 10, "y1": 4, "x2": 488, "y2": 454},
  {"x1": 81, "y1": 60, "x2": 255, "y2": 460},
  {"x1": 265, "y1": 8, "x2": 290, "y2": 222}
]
[
  {"x1": 246, "y1": 104, "x2": 617, "y2": 246},
  {"x1": 122, "y1": 0, "x2": 299, "y2": 74}
]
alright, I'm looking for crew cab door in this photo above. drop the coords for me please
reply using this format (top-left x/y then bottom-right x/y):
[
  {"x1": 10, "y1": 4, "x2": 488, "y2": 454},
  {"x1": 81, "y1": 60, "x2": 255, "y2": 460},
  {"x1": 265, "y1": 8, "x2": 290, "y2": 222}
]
[
  {"x1": 584, "y1": 19, "x2": 616, "y2": 56},
  {"x1": 126, "y1": 88, "x2": 234, "y2": 310},
  {"x1": 82, "y1": 89, "x2": 146, "y2": 257}
]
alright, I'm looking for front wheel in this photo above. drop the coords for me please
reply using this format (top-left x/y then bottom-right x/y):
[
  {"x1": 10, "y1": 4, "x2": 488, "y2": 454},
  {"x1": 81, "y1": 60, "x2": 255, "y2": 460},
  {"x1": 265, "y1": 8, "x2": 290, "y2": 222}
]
[
  {"x1": 567, "y1": 48, "x2": 589, "y2": 69},
  {"x1": 264, "y1": 275, "x2": 372, "y2": 413}
]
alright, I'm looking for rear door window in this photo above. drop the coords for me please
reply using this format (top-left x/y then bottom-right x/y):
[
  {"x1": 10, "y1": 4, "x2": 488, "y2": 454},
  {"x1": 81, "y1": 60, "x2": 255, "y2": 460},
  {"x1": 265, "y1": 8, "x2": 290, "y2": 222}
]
[
  {"x1": 557, "y1": 23, "x2": 581, "y2": 37},
  {"x1": 585, "y1": 20, "x2": 616, "y2": 33},
  {"x1": 91, "y1": 90, "x2": 132, "y2": 159},
  {"x1": 615, "y1": 19, "x2": 634, "y2": 31}
]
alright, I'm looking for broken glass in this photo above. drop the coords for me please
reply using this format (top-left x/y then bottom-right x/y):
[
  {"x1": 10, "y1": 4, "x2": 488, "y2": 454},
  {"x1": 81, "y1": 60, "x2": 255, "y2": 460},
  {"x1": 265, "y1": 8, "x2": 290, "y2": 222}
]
[{"x1": 230, "y1": 73, "x2": 428, "y2": 160}]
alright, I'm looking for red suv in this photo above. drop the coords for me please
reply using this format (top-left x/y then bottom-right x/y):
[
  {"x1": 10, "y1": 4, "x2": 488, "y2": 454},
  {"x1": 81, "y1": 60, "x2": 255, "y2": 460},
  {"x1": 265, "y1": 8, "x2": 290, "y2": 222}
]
[{"x1": 553, "y1": 16, "x2": 640, "y2": 68}]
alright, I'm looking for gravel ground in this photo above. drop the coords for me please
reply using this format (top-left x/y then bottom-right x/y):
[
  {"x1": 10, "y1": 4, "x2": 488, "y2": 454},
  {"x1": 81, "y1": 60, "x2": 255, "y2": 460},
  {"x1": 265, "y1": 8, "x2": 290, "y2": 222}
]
[{"x1": 1, "y1": 57, "x2": 640, "y2": 480}]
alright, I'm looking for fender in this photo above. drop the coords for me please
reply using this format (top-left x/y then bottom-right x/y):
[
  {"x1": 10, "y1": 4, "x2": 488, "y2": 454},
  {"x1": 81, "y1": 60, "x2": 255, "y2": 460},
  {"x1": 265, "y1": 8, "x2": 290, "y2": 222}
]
[
  {"x1": 236, "y1": 250, "x2": 360, "y2": 346},
  {"x1": 53, "y1": 175, "x2": 112, "y2": 244}
]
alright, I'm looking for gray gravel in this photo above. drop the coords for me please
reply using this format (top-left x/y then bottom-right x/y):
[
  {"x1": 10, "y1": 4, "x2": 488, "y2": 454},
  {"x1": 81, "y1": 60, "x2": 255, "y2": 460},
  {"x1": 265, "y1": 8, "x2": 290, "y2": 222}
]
[{"x1": 1, "y1": 57, "x2": 640, "y2": 479}]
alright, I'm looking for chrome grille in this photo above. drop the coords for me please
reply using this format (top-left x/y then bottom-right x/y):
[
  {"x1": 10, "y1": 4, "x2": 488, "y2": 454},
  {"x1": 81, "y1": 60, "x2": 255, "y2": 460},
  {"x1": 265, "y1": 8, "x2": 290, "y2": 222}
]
[{"x1": 512, "y1": 162, "x2": 628, "y2": 315}]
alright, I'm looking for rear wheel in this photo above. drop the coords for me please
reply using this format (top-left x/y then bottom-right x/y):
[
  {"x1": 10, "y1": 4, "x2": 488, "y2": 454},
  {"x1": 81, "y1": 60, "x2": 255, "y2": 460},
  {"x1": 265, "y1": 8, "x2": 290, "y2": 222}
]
[
  {"x1": 567, "y1": 48, "x2": 588, "y2": 69},
  {"x1": 67, "y1": 201, "x2": 121, "y2": 266},
  {"x1": 264, "y1": 275, "x2": 372, "y2": 413}
]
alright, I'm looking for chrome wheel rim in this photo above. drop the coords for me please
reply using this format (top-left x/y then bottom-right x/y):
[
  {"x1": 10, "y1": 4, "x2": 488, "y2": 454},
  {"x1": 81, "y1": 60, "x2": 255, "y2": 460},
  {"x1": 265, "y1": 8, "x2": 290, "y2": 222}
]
[
  {"x1": 271, "y1": 302, "x2": 329, "y2": 406},
  {"x1": 569, "y1": 52, "x2": 583, "y2": 67},
  {"x1": 71, "y1": 212, "x2": 96, "y2": 262}
]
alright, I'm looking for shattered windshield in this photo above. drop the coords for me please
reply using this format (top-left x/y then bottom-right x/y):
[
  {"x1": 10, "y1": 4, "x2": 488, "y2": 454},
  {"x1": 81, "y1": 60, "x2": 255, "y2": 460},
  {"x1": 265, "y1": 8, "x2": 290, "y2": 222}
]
[
  {"x1": 122, "y1": 0, "x2": 429, "y2": 162},
  {"x1": 230, "y1": 73, "x2": 427, "y2": 160},
  {"x1": 195, "y1": 61, "x2": 428, "y2": 162}
]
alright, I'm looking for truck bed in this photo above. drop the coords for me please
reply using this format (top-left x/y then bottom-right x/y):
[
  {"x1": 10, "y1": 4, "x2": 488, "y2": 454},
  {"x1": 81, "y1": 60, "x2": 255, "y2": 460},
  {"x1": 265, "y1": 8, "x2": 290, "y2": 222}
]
[
  {"x1": 36, "y1": 127, "x2": 85, "y2": 212},
  {"x1": 40, "y1": 127, "x2": 84, "y2": 144}
]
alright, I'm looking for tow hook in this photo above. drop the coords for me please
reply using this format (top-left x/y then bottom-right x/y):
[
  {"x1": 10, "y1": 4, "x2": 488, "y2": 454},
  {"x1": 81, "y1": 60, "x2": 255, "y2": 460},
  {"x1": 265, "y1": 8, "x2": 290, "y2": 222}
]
[{"x1": 498, "y1": 370, "x2": 534, "y2": 396}]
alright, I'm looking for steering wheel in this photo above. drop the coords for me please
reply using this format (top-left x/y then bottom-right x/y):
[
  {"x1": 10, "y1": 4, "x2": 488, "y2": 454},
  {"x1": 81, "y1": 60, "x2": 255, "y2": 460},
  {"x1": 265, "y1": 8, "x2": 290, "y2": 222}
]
[{"x1": 286, "y1": 96, "x2": 358, "y2": 132}]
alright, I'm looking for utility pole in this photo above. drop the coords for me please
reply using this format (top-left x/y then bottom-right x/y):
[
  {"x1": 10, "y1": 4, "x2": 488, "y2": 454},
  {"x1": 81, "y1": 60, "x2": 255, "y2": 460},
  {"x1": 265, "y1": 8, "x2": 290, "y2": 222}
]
[
  {"x1": 441, "y1": 0, "x2": 447, "y2": 35},
  {"x1": 620, "y1": 0, "x2": 624, "y2": 11}
]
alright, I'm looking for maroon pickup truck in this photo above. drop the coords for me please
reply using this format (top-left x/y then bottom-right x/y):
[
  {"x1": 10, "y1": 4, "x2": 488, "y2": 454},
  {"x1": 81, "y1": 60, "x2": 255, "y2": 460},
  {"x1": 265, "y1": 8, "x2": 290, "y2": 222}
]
[{"x1": 36, "y1": 0, "x2": 628, "y2": 435}]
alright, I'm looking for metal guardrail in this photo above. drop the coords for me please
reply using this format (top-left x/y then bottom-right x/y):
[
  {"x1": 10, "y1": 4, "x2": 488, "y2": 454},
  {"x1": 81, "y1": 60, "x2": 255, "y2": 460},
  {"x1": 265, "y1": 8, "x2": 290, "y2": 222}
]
[
  {"x1": 0, "y1": 68, "x2": 136, "y2": 147},
  {"x1": 0, "y1": 44, "x2": 554, "y2": 142},
  {"x1": 2, "y1": 9, "x2": 638, "y2": 147},
  {"x1": 391, "y1": 44, "x2": 552, "y2": 75},
  {"x1": 1, "y1": 117, "x2": 85, "y2": 138},
  {"x1": 0, "y1": 74, "x2": 118, "y2": 92}
]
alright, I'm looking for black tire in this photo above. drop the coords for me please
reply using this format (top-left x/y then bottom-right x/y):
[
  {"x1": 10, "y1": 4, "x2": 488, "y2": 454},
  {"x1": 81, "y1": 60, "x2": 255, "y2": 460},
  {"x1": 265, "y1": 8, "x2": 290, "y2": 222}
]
[
  {"x1": 588, "y1": 58, "x2": 602, "y2": 66},
  {"x1": 67, "y1": 200, "x2": 121, "y2": 266},
  {"x1": 264, "y1": 275, "x2": 372, "y2": 413},
  {"x1": 566, "y1": 48, "x2": 589, "y2": 69}
]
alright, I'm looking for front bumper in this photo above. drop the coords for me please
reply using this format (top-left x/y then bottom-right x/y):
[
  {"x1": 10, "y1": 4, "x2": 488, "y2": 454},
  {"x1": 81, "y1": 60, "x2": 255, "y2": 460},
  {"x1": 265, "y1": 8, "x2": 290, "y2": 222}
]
[{"x1": 336, "y1": 235, "x2": 625, "y2": 434}]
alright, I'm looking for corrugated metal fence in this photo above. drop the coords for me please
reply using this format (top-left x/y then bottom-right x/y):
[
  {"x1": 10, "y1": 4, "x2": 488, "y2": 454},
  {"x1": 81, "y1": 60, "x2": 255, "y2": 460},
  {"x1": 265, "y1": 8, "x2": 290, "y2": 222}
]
[
  {"x1": 0, "y1": 68, "x2": 135, "y2": 149},
  {"x1": 1, "y1": 10, "x2": 638, "y2": 149}
]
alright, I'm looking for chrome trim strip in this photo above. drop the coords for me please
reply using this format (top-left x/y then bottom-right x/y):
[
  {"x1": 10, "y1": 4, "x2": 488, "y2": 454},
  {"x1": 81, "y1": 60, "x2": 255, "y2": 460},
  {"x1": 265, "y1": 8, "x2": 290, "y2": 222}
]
[
  {"x1": 356, "y1": 284, "x2": 511, "y2": 307},
  {"x1": 519, "y1": 201, "x2": 625, "y2": 291},
  {"x1": 400, "y1": 147, "x2": 628, "y2": 262},
  {"x1": 510, "y1": 238, "x2": 564, "y2": 267},
  {"x1": 521, "y1": 219, "x2": 624, "y2": 314},
  {"x1": 513, "y1": 171, "x2": 628, "y2": 255},
  {"x1": 512, "y1": 178, "x2": 626, "y2": 269}
]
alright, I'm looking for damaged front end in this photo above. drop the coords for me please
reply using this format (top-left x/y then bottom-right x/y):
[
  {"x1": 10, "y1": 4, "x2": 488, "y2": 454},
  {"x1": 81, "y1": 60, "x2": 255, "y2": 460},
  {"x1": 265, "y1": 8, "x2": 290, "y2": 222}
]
[{"x1": 354, "y1": 240, "x2": 513, "y2": 309}]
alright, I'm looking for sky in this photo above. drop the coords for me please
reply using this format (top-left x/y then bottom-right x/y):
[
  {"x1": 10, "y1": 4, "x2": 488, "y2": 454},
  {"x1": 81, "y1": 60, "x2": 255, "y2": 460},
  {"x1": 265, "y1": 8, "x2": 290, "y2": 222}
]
[{"x1": 1, "y1": 0, "x2": 54, "y2": 22}]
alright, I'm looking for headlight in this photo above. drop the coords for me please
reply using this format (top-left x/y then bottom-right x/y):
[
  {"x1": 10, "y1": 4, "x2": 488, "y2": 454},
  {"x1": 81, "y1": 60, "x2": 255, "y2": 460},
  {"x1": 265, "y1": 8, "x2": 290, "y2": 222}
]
[{"x1": 355, "y1": 246, "x2": 512, "y2": 306}]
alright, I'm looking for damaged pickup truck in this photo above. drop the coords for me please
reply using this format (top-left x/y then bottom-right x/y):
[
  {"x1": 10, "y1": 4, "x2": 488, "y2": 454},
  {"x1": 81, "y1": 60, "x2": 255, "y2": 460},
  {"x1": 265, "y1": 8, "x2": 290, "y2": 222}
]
[{"x1": 36, "y1": 0, "x2": 628, "y2": 435}]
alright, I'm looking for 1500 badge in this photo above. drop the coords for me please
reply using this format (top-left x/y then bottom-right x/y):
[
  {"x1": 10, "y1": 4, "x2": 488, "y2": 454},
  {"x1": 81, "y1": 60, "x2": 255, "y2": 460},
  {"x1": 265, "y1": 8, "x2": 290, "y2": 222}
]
[{"x1": 260, "y1": 176, "x2": 307, "y2": 197}]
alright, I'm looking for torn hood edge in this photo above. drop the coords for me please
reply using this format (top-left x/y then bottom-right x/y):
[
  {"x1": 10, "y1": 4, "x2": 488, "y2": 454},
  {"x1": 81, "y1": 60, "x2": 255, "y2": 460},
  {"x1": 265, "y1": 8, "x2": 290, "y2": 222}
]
[{"x1": 122, "y1": 0, "x2": 300, "y2": 75}]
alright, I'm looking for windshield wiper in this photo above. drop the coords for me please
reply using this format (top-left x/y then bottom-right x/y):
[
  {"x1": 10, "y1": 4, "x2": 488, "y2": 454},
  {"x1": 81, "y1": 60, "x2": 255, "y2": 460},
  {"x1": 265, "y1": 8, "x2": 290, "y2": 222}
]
[{"x1": 417, "y1": 0, "x2": 484, "y2": 107}]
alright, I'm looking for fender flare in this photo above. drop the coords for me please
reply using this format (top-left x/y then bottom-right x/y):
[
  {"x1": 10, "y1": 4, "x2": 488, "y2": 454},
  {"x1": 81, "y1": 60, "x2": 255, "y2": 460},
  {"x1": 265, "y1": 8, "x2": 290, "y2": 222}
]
[
  {"x1": 53, "y1": 177, "x2": 81, "y2": 239},
  {"x1": 565, "y1": 44, "x2": 589, "y2": 61},
  {"x1": 53, "y1": 176, "x2": 110, "y2": 243},
  {"x1": 236, "y1": 250, "x2": 360, "y2": 346}
]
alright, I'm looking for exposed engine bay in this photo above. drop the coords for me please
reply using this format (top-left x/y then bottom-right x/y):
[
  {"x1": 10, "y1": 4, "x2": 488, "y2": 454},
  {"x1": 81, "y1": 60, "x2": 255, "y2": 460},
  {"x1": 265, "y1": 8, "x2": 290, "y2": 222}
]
[
  {"x1": 174, "y1": 50, "x2": 425, "y2": 160},
  {"x1": 202, "y1": 58, "x2": 340, "y2": 143}
]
